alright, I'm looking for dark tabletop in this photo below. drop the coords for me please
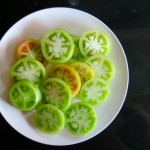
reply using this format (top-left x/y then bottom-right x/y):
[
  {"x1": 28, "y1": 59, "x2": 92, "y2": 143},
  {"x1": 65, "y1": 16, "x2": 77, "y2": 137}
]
[{"x1": 0, "y1": 0, "x2": 150, "y2": 150}]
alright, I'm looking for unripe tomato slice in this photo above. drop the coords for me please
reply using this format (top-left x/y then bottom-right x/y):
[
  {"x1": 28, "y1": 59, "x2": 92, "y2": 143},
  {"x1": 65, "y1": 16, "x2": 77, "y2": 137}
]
[
  {"x1": 9, "y1": 80, "x2": 41, "y2": 111},
  {"x1": 35, "y1": 104, "x2": 65, "y2": 134},
  {"x1": 79, "y1": 29, "x2": 110, "y2": 57},
  {"x1": 71, "y1": 35, "x2": 83, "y2": 60},
  {"x1": 10, "y1": 57, "x2": 46, "y2": 84},
  {"x1": 85, "y1": 55, "x2": 115, "y2": 83},
  {"x1": 41, "y1": 29, "x2": 74, "y2": 63},
  {"x1": 40, "y1": 78, "x2": 72, "y2": 111},
  {"x1": 65, "y1": 102, "x2": 97, "y2": 136},
  {"x1": 16, "y1": 38, "x2": 45, "y2": 63},
  {"x1": 79, "y1": 78, "x2": 111, "y2": 106}
]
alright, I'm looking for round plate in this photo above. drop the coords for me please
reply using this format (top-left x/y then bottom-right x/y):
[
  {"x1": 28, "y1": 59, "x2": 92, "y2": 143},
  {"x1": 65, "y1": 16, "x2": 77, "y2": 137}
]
[{"x1": 0, "y1": 7, "x2": 129, "y2": 146}]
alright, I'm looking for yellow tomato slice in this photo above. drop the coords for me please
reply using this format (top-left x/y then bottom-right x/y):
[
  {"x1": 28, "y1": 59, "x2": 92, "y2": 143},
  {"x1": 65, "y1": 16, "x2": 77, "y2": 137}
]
[{"x1": 70, "y1": 62, "x2": 95, "y2": 85}]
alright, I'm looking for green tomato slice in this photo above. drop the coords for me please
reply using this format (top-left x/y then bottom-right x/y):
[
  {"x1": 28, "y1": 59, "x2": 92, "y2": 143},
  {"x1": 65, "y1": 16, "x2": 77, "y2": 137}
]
[
  {"x1": 10, "y1": 58, "x2": 46, "y2": 83},
  {"x1": 79, "y1": 29, "x2": 110, "y2": 57},
  {"x1": 71, "y1": 35, "x2": 83, "y2": 60},
  {"x1": 65, "y1": 102, "x2": 97, "y2": 136},
  {"x1": 9, "y1": 80, "x2": 41, "y2": 111},
  {"x1": 35, "y1": 104, "x2": 65, "y2": 134},
  {"x1": 70, "y1": 62, "x2": 95, "y2": 85},
  {"x1": 41, "y1": 29, "x2": 74, "y2": 63},
  {"x1": 85, "y1": 55, "x2": 115, "y2": 83},
  {"x1": 79, "y1": 78, "x2": 111, "y2": 106},
  {"x1": 40, "y1": 78, "x2": 71, "y2": 111},
  {"x1": 49, "y1": 64, "x2": 81, "y2": 97}
]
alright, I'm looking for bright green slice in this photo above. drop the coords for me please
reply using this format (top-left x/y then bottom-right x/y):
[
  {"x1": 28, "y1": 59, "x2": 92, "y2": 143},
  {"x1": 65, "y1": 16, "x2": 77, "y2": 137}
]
[
  {"x1": 79, "y1": 29, "x2": 110, "y2": 57},
  {"x1": 35, "y1": 104, "x2": 65, "y2": 134},
  {"x1": 85, "y1": 55, "x2": 115, "y2": 83},
  {"x1": 40, "y1": 78, "x2": 71, "y2": 111},
  {"x1": 41, "y1": 28, "x2": 74, "y2": 63},
  {"x1": 9, "y1": 80, "x2": 41, "y2": 111},
  {"x1": 79, "y1": 78, "x2": 111, "y2": 106},
  {"x1": 10, "y1": 57, "x2": 46, "y2": 83},
  {"x1": 70, "y1": 62, "x2": 95, "y2": 85},
  {"x1": 65, "y1": 102, "x2": 97, "y2": 136}
]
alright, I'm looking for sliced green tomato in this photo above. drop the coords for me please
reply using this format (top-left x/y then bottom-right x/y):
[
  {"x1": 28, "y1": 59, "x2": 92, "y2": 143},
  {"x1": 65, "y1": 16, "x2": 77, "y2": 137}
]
[
  {"x1": 35, "y1": 104, "x2": 65, "y2": 134},
  {"x1": 70, "y1": 62, "x2": 95, "y2": 85},
  {"x1": 49, "y1": 64, "x2": 81, "y2": 97},
  {"x1": 41, "y1": 29, "x2": 74, "y2": 63},
  {"x1": 65, "y1": 102, "x2": 97, "y2": 136},
  {"x1": 71, "y1": 35, "x2": 83, "y2": 60},
  {"x1": 40, "y1": 78, "x2": 71, "y2": 111},
  {"x1": 79, "y1": 78, "x2": 111, "y2": 106},
  {"x1": 79, "y1": 29, "x2": 110, "y2": 57},
  {"x1": 10, "y1": 58, "x2": 46, "y2": 83},
  {"x1": 9, "y1": 80, "x2": 41, "y2": 111},
  {"x1": 85, "y1": 55, "x2": 115, "y2": 83},
  {"x1": 16, "y1": 38, "x2": 45, "y2": 63}
]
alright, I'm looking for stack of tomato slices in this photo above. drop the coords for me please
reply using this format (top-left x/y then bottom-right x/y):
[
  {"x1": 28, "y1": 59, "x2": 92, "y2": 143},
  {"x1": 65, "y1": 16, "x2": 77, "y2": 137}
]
[{"x1": 9, "y1": 28, "x2": 115, "y2": 136}]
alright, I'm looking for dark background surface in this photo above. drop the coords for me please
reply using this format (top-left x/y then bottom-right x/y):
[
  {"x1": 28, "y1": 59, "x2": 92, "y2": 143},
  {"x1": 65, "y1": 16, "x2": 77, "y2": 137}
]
[{"x1": 0, "y1": 0, "x2": 150, "y2": 150}]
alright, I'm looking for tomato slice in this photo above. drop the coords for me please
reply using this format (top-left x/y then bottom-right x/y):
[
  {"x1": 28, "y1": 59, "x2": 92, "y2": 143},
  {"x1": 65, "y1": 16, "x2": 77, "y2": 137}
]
[
  {"x1": 65, "y1": 102, "x2": 97, "y2": 136},
  {"x1": 49, "y1": 64, "x2": 81, "y2": 97},
  {"x1": 16, "y1": 38, "x2": 45, "y2": 63},
  {"x1": 79, "y1": 78, "x2": 111, "y2": 106},
  {"x1": 79, "y1": 29, "x2": 110, "y2": 57},
  {"x1": 35, "y1": 104, "x2": 65, "y2": 134},
  {"x1": 9, "y1": 80, "x2": 41, "y2": 111},
  {"x1": 71, "y1": 35, "x2": 83, "y2": 60},
  {"x1": 85, "y1": 55, "x2": 115, "y2": 83},
  {"x1": 40, "y1": 78, "x2": 72, "y2": 111},
  {"x1": 70, "y1": 62, "x2": 95, "y2": 85},
  {"x1": 41, "y1": 29, "x2": 74, "y2": 63},
  {"x1": 10, "y1": 57, "x2": 46, "y2": 83}
]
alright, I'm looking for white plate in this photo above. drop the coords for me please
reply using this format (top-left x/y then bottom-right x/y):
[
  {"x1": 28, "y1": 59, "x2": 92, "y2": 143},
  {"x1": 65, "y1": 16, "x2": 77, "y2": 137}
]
[{"x1": 0, "y1": 7, "x2": 129, "y2": 146}]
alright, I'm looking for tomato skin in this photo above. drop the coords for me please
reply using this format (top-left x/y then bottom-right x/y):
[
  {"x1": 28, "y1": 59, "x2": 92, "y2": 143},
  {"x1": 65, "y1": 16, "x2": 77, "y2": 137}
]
[{"x1": 16, "y1": 38, "x2": 45, "y2": 63}]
